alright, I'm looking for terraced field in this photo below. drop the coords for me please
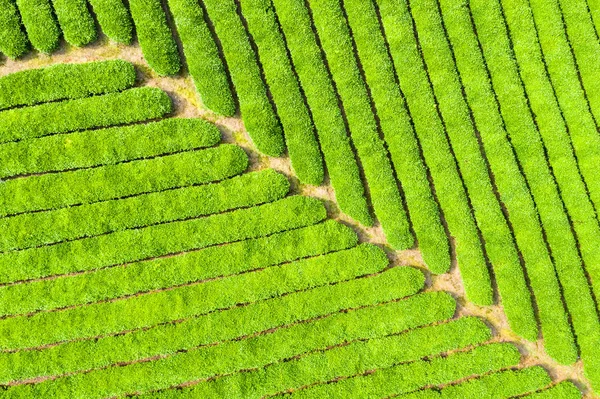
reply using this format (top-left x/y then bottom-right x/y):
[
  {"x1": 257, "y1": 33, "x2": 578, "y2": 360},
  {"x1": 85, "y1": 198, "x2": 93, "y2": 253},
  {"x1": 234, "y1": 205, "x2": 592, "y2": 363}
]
[{"x1": 1, "y1": 0, "x2": 599, "y2": 397}]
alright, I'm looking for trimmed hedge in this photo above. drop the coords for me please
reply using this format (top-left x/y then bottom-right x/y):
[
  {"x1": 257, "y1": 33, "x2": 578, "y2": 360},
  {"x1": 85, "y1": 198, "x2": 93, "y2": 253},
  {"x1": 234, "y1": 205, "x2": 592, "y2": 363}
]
[
  {"x1": 0, "y1": 59, "x2": 136, "y2": 110},
  {"x1": 0, "y1": 243, "x2": 390, "y2": 350},
  {"x1": 167, "y1": 0, "x2": 235, "y2": 116},
  {"x1": 0, "y1": 87, "x2": 172, "y2": 144},
  {"x1": 439, "y1": 0, "x2": 575, "y2": 364},
  {"x1": 343, "y1": 0, "x2": 449, "y2": 271},
  {"x1": 376, "y1": 0, "x2": 490, "y2": 303},
  {"x1": 87, "y1": 0, "x2": 133, "y2": 44},
  {"x1": 0, "y1": 118, "x2": 220, "y2": 178},
  {"x1": 0, "y1": 0, "x2": 29, "y2": 58},
  {"x1": 0, "y1": 267, "x2": 433, "y2": 383},
  {"x1": 271, "y1": 0, "x2": 371, "y2": 225},
  {"x1": 0, "y1": 144, "x2": 248, "y2": 216},
  {"x1": 15, "y1": 0, "x2": 60, "y2": 54},
  {"x1": 202, "y1": 0, "x2": 284, "y2": 156},
  {"x1": 128, "y1": 0, "x2": 181, "y2": 76},
  {"x1": 51, "y1": 0, "x2": 96, "y2": 46},
  {"x1": 0, "y1": 195, "x2": 327, "y2": 284},
  {"x1": 0, "y1": 220, "x2": 356, "y2": 317},
  {"x1": 520, "y1": 382, "x2": 583, "y2": 399}
]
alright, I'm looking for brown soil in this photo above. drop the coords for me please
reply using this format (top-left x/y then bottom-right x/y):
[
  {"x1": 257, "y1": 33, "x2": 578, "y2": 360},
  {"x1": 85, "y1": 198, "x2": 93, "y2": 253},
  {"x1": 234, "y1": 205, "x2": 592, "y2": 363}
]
[{"x1": 1, "y1": 41, "x2": 597, "y2": 398}]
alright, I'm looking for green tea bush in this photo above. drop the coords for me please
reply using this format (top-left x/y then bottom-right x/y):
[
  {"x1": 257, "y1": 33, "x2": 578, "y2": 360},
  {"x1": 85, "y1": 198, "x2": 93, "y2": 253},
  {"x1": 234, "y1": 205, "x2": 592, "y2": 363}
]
[
  {"x1": 0, "y1": 0, "x2": 29, "y2": 58},
  {"x1": 88, "y1": 0, "x2": 133, "y2": 44},
  {"x1": 15, "y1": 0, "x2": 60, "y2": 53},
  {"x1": 51, "y1": 0, "x2": 97, "y2": 46}
]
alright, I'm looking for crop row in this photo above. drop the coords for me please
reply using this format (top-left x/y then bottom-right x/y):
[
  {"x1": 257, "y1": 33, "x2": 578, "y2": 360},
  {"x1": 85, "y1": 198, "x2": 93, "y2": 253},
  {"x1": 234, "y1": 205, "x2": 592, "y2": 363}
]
[
  {"x1": 129, "y1": 0, "x2": 181, "y2": 76},
  {"x1": 52, "y1": 0, "x2": 96, "y2": 47},
  {"x1": 0, "y1": 0, "x2": 28, "y2": 59},
  {"x1": 0, "y1": 87, "x2": 173, "y2": 144},
  {"x1": 140, "y1": 317, "x2": 491, "y2": 399},
  {"x1": 0, "y1": 195, "x2": 326, "y2": 284},
  {"x1": 15, "y1": 0, "x2": 60, "y2": 54},
  {"x1": 285, "y1": 343, "x2": 522, "y2": 398},
  {"x1": 88, "y1": 0, "x2": 133, "y2": 44},
  {"x1": 518, "y1": 382, "x2": 583, "y2": 399},
  {"x1": 0, "y1": 118, "x2": 220, "y2": 179},
  {"x1": 202, "y1": 0, "x2": 284, "y2": 157},
  {"x1": 528, "y1": 0, "x2": 600, "y2": 295},
  {"x1": 499, "y1": 0, "x2": 600, "y2": 386},
  {"x1": 240, "y1": 0, "x2": 324, "y2": 185},
  {"x1": 470, "y1": 0, "x2": 580, "y2": 363},
  {"x1": 0, "y1": 269, "x2": 433, "y2": 383},
  {"x1": 309, "y1": 0, "x2": 412, "y2": 249},
  {"x1": 0, "y1": 144, "x2": 248, "y2": 217},
  {"x1": 0, "y1": 169, "x2": 289, "y2": 252},
  {"x1": 0, "y1": 60, "x2": 136, "y2": 110},
  {"x1": 398, "y1": 367, "x2": 552, "y2": 399},
  {"x1": 438, "y1": 0, "x2": 573, "y2": 359},
  {"x1": 166, "y1": 0, "x2": 235, "y2": 116},
  {"x1": 375, "y1": 0, "x2": 490, "y2": 303},
  {"x1": 7, "y1": 315, "x2": 482, "y2": 398},
  {"x1": 0, "y1": 243, "x2": 392, "y2": 350},
  {"x1": 0, "y1": 220, "x2": 357, "y2": 320},
  {"x1": 271, "y1": 0, "x2": 371, "y2": 225},
  {"x1": 408, "y1": 0, "x2": 536, "y2": 331},
  {"x1": 343, "y1": 0, "x2": 449, "y2": 271}
]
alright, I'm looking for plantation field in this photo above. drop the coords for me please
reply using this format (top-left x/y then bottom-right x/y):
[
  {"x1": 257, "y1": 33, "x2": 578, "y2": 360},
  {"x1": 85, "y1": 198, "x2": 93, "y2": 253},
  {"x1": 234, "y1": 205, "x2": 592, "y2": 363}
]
[{"x1": 1, "y1": 0, "x2": 600, "y2": 397}]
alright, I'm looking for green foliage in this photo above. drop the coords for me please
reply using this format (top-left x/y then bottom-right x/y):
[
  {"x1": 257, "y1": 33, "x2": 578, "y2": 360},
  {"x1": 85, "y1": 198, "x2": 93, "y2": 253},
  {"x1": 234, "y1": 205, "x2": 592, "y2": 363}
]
[
  {"x1": 0, "y1": 243, "x2": 389, "y2": 350},
  {"x1": 439, "y1": 0, "x2": 574, "y2": 362},
  {"x1": 343, "y1": 0, "x2": 449, "y2": 270},
  {"x1": 289, "y1": 343, "x2": 521, "y2": 398},
  {"x1": 376, "y1": 0, "x2": 490, "y2": 302},
  {"x1": 0, "y1": 195, "x2": 327, "y2": 284},
  {"x1": 128, "y1": 0, "x2": 181, "y2": 76},
  {"x1": 309, "y1": 0, "x2": 412, "y2": 249},
  {"x1": 520, "y1": 382, "x2": 583, "y2": 399},
  {"x1": 51, "y1": 0, "x2": 97, "y2": 46},
  {"x1": 167, "y1": 0, "x2": 235, "y2": 116},
  {"x1": 0, "y1": 87, "x2": 172, "y2": 143},
  {"x1": 202, "y1": 0, "x2": 285, "y2": 156},
  {"x1": 87, "y1": 0, "x2": 133, "y2": 44},
  {"x1": 0, "y1": 144, "x2": 248, "y2": 216},
  {"x1": 0, "y1": 59, "x2": 136, "y2": 110},
  {"x1": 0, "y1": 169, "x2": 289, "y2": 252},
  {"x1": 0, "y1": 118, "x2": 220, "y2": 178},
  {"x1": 146, "y1": 317, "x2": 491, "y2": 398},
  {"x1": 0, "y1": 220, "x2": 357, "y2": 317},
  {"x1": 410, "y1": 0, "x2": 535, "y2": 336},
  {"x1": 271, "y1": 0, "x2": 371, "y2": 225},
  {"x1": 15, "y1": 0, "x2": 60, "y2": 54},
  {"x1": 0, "y1": 266, "x2": 432, "y2": 383},
  {"x1": 0, "y1": 0, "x2": 29, "y2": 58},
  {"x1": 501, "y1": 0, "x2": 600, "y2": 386},
  {"x1": 240, "y1": 0, "x2": 324, "y2": 185},
  {"x1": 470, "y1": 0, "x2": 578, "y2": 364}
]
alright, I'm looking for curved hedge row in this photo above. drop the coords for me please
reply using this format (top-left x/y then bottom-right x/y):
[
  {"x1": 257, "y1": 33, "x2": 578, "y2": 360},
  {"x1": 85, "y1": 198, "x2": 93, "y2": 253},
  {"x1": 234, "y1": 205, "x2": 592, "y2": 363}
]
[
  {"x1": 0, "y1": 0, "x2": 29, "y2": 58},
  {"x1": 52, "y1": 0, "x2": 97, "y2": 47},
  {"x1": 88, "y1": 0, "x2": 133, "y2": 44}
]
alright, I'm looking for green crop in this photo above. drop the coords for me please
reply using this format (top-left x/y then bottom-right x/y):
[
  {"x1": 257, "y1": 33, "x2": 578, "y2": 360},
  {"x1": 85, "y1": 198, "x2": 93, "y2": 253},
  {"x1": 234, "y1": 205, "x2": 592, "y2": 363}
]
[
  {"x1": 0, "y1": 144, "x2": 248, "y2": 216},
  {"x1": 202, "y1": 0, "x2": 284, "y2": 156},
  {"x1": 0, "y1": 60, "x2": 136, "y2": 110},
  {"x1": 87, "y1": 0, "x2": 133, "y2": 44},
  {"x1": 343, "y1": 0, "x2": 449, "y2": 271},
  {"x1": 0, "y1": 195, "x2": 327, "y2": 284},
  {"x1": 470, "y1": 0, "x2": 578, "y2": 363},
  {"x1": 0, "y1": 267, "x2": 432, "y2": 383},
  {"x1": 518, "y1": 381, "x2": 583, "y2": 399},
  {"x1": 376, "y1": 0, "x2": 490, "y2": 303},
  {"x1": 0, "y1": 0, "x2": 29, "y2": 58},
  {"x1": 309, "y1": 0, "x2": 412, "y2": 249},
  {"x1": 15, "y1": 0, "x2": 60, "y2": 53},
  {"x1": 0, "y1": 169, "x2": 289, "y2": 252},
  {"x1": 0, "y1": 118, "x2": 220, "y2": 178},
  {"x1": 166, "y1": 0, "x2": 235, "y2": 116},
  {"x1": 271, "y1": 0, "x2": 371, "y2": 225},
  {"x1": 0, "y1": 87, "x2": 173, "y2": 144},
  {"x1": 0, "y1": 220, "x2": 357, "y2": 316},
  {"x1": 51, "y1": 0, "x2": 97, "y2": 46},
  {"x1": 0, "y1": 243, "x2": 391, "y2": 350},
  {"x1": 128, "y1": 0, "x2": 181, "y2": 76}
]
